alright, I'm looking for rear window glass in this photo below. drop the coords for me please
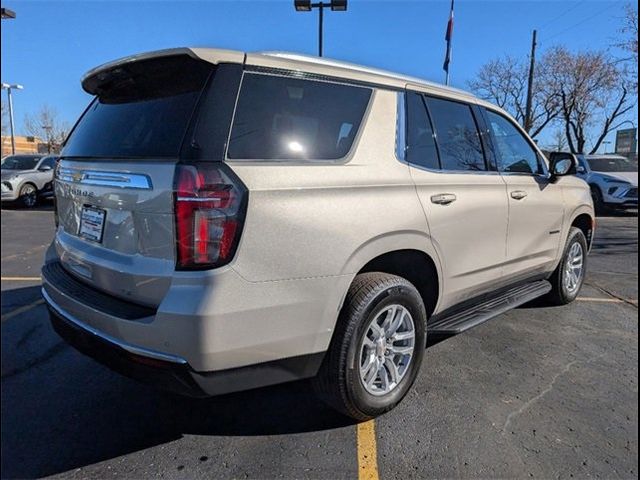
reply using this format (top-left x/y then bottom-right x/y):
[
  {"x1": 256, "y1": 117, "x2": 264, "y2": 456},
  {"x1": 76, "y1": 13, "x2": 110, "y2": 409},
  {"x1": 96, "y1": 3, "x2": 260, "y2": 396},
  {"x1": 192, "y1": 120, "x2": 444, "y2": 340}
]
[
  {"x1": 63, "y1": 55, "x2": 212, "y2": 159},
  {"x1": 227, "y1": 73, "x2": 372, "y2": 161}
]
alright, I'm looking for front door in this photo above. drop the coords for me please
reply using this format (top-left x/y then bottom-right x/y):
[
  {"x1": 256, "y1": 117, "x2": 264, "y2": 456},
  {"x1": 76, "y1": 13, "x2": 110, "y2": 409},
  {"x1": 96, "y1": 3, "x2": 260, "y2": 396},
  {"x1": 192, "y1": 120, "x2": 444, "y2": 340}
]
[{"x1": 482, "y1": 108, "x2": 564, "y2": 280}]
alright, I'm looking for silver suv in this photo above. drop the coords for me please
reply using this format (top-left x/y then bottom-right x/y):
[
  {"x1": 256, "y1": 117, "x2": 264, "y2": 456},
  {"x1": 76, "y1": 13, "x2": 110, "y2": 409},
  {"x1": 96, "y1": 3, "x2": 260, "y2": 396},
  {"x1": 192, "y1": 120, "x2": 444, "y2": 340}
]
[
  {"x1": 42, "y1": 48, "x2": 594, "y2": 420},
  {"x1": 576, "y1": 154, "x2": 638, "y2": 212}
]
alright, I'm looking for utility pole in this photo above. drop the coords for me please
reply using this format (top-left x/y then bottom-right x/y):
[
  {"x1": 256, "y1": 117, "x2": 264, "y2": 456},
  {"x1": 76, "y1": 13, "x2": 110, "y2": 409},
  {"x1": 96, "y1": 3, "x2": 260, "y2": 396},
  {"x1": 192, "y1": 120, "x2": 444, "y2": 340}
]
[{"x1": 524, "y1": 29, "x2": 537, "y2": 133}]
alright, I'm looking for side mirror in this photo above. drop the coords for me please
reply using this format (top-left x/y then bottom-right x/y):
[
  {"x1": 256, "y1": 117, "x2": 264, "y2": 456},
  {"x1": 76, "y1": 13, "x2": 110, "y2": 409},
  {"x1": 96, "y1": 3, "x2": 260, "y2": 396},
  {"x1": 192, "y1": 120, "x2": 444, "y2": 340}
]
[
  {"x1": 39, "y1": 165, "x2": 53, "y2": 172},
  {"x1": 549, "y1": 152, "x2": 578, "y2": 180}
]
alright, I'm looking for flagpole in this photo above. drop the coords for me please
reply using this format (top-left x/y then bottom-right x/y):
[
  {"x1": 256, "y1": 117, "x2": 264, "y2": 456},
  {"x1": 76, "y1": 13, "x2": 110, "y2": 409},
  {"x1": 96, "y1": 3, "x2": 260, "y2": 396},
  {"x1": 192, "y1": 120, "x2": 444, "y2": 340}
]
[{"x1": 443, "y1": 0, "x2": 454, "y2": 86}]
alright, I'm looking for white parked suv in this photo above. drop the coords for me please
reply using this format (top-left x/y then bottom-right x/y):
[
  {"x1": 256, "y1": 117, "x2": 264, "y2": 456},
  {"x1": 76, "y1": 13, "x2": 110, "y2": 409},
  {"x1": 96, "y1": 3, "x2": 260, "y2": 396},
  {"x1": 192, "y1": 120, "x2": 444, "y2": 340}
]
[
  {"x1": 42, "y1": 48, "x2": 594, "y2": 420},
  {"x1": 576, "y1": 154, "x2": 638, "y2": 213}
]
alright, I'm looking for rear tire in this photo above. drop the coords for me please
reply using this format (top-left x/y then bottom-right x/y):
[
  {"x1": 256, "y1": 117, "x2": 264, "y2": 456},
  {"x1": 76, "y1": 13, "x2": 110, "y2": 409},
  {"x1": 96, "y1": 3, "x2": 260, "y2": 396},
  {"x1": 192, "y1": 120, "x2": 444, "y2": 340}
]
[
  {"x1": 19, "y1": 183, "x2": 38, "y2": 208},
  {"x1": 313, "y1": 272, "x2": 427, "y2": 421},
  {"x1": 545, "y1": 227, "x2": 588, "y2": 305}
]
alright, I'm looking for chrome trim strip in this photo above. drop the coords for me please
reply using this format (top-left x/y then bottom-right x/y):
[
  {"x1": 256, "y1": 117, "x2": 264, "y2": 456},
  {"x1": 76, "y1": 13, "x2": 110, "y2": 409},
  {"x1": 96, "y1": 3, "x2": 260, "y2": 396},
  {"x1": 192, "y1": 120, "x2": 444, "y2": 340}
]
[
  {"x1": 41, "y1": 287, "x2": 188, "y2": 365},
  {"x1": 57, "y1": 168, "x2": 153, "y2": 190}
]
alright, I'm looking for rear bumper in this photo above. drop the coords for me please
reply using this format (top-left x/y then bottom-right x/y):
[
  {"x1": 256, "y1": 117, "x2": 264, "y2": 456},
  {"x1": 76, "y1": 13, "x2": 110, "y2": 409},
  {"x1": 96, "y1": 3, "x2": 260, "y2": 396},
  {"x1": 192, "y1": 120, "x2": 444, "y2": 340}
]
[
  {"x1": 44, "y1": 287, "x2": 324, "y2": 397},
  {"x1": 46, "y1": 288, "x2": 207, "y2": 397}
]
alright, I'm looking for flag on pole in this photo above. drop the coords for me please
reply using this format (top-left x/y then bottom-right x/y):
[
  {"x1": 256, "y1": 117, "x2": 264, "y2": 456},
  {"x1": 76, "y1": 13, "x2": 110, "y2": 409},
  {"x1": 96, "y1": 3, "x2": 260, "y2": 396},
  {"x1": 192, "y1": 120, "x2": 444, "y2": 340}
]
[{"x1": 443, "y1": 0, "x2": 455, "y2": 82}]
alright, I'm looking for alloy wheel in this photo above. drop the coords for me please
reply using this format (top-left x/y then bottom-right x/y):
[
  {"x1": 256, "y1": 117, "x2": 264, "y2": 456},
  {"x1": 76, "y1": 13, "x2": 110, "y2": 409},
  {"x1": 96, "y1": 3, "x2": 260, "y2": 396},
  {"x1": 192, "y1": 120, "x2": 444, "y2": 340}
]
[{"x1": 359, "y1": 304, "x2": 416, "y2": 396}]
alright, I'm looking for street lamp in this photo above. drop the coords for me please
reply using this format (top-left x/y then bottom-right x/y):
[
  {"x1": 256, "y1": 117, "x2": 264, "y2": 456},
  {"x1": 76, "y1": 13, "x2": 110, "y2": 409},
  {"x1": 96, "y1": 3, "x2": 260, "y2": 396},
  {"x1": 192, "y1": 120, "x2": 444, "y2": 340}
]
[
  {"x1": 1, "y1": 83, "x2": 24, "y2": 155},
  {"x1": 294, "y1": 0, "x2": 347, "y2": 57},
  {"x1": 1, "y1": 7, "x2": 16, "y2": 19}
]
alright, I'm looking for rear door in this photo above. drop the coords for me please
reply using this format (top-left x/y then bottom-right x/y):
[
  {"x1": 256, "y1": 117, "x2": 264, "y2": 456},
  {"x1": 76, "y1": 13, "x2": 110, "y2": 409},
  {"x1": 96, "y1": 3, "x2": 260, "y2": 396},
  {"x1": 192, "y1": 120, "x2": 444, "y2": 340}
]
[
  {"x1": 403, "y1": 91, "x2": 509, "y2": 309},
  {"x1": 54, "y1": 54, "x2": 218, "y2": 307},
  {"x1": 482, "y1": 108, "x2": 564, "y2": 280}
]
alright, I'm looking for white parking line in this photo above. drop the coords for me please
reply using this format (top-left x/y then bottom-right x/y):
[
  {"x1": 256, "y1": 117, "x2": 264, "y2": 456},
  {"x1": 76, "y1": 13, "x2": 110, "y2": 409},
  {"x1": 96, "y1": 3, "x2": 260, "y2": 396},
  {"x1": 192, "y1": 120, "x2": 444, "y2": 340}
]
[{"x1": 1, "y1": 277, "x2": 42, "y2": 282}]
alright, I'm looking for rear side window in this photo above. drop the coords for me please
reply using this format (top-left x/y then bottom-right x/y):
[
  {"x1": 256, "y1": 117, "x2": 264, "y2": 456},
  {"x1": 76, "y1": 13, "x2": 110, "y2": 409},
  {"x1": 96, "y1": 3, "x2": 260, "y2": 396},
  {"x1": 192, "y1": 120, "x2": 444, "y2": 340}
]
[
  {"x1": 426, "y1": 97, "x2": 486, "y2": 172},
  {"x1": 485, "y1": 109, "x2": 542, "y2": 174},
  {"x1": 227, "y1": 73, "x2": 371, "y2": 161},
  {"x1": 63, "y1": 55, "x2": 213, "y2": 159},
  {"x1": 406, "y1": 93, "x2": 439, "y2": 169}
]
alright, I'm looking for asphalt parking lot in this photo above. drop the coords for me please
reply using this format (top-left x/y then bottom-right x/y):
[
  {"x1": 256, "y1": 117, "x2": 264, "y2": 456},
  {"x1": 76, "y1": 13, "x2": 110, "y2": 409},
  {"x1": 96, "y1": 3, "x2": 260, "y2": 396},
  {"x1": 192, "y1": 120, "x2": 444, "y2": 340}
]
[{"x1": 1, "y1": 204, "x2": 637, "y2": 479}]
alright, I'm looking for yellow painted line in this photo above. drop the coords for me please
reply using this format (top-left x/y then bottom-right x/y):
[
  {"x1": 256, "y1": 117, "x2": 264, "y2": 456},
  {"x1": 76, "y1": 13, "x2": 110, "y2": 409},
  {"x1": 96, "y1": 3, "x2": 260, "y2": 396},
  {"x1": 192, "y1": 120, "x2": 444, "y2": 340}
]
[
  {"x1": 357, "y1": 420, "x2": 380, "y2": 480},
  {"x1": 1, "y1": 298, "x2": 45, "y2": 323},
  {"x1": 1, "y1": 276, "x2": 42, "y2": 282}
]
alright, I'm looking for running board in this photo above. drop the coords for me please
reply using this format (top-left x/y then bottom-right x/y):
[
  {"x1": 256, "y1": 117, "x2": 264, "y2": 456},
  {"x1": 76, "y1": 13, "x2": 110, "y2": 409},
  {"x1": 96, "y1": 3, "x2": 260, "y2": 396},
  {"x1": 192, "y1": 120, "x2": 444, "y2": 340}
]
[{"x1": 429, "y1": 280, "x2": 552, "y2": 335}]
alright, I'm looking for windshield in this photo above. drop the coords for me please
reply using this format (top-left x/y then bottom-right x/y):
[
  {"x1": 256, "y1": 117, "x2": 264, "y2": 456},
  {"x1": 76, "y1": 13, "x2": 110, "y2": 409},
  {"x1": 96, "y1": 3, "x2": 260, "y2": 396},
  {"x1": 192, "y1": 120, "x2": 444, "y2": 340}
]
[
  {"x1": 587, "y1": 156, "x2": 638, "y2": 172},
  {"x1": 63, "y1": 55, "x2": 213, "y2": 159},
  {"x1": 1, "y1": 155, "x2": 41, "y2": 170}
]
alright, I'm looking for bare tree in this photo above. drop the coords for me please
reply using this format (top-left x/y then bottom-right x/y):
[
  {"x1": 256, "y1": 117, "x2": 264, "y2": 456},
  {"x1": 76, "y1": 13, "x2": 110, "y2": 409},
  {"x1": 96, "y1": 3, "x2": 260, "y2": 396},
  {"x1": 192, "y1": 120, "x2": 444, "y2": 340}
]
[
  {"x1": 23, "y1": 104, "x2": 71, "y2": 153},
  {"x1": 546, "y1": 47, "x2": 635, "y2": 154},
  {"x1": 547, "y1": 129, "x2": 568, "y2": 152},
  {"x1": 468, "y1": 55, "x2": 560, "y2": 139},
  {"x1": 616, "y1": 3, "x2": 638, "y2": 91}
]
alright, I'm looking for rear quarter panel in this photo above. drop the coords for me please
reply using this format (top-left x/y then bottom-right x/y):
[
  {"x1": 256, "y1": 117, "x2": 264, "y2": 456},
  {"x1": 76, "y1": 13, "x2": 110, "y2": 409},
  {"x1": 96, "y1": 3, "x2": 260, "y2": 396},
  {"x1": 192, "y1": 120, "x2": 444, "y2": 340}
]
[{"x1": 226, "y1": 89, "x2": 436, "y2": 283}]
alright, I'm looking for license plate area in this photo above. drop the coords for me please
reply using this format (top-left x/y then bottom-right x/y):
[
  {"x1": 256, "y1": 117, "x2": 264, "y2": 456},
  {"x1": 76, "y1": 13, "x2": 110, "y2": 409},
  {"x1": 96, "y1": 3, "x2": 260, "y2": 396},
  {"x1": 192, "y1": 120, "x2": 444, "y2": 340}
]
[{"x1": 79, "y1": 205, "x2": 106, "y2": 243}]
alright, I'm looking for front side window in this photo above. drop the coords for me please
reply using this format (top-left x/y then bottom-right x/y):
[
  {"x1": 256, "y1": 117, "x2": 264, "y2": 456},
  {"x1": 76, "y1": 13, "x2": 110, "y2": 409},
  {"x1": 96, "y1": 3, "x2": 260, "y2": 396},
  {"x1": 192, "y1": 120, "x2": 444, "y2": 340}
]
[
  {"x1": 405, "y1": 92, "x2": 439, "y2": 169},
  {"x1": 227, "y1": 73, "x2": 371, "y2": 161},
  {"x1": 426, "y1": 97, "x2": 486, "y2": 172},
  {"x1": 485, "y1": 109, "x2": 542, "y2": 175}
]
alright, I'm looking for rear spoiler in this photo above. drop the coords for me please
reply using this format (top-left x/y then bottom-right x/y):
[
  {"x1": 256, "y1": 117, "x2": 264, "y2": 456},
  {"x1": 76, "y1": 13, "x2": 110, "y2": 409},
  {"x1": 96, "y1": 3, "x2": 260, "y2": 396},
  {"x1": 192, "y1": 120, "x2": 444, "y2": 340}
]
[{"x1": 81, "y1": 47, "x2": 246, "y2": 95}]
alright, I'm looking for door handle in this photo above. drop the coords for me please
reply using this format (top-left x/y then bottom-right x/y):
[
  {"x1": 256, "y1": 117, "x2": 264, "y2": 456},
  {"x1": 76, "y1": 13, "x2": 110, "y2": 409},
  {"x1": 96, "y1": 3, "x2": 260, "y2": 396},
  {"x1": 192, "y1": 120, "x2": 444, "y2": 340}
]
[
  {"x1": 510, "y1": 190, "x2": 528, "y2": 200},
  {"x1": 431, "y1": 193, "x2": 457, "y2": 205}
]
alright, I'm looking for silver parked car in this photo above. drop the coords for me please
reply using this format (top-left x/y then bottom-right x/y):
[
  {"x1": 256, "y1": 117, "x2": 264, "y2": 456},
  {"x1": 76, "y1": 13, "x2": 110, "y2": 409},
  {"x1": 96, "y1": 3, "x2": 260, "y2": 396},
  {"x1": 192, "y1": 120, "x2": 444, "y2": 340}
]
[
  {"x1": 1, "y1": 154, "x2": 57, "y2": 207},
  {"x1": 42, "y1": 48, "x2": 594, "y2": 420}
]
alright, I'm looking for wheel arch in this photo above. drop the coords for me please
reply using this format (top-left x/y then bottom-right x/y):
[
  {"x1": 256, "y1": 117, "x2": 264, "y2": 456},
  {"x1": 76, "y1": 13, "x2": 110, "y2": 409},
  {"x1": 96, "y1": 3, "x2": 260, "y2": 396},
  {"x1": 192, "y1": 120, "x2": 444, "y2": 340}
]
[
  {"x1": 340, "y1": 231, "x2": 443, "y2": 318},
  {"x1": 570, "y1": 211, "x2": 596, "y2": 250}
]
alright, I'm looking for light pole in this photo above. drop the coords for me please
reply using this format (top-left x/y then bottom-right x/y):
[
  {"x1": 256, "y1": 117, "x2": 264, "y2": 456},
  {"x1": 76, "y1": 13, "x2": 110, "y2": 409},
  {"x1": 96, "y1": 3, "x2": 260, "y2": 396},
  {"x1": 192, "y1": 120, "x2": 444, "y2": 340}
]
[
  {"x1": 1, "y1": 83, "x2": 24, "y2": 155},
  {"x1": 294, "y1": 0, "x2": 347, "y2": 57}
]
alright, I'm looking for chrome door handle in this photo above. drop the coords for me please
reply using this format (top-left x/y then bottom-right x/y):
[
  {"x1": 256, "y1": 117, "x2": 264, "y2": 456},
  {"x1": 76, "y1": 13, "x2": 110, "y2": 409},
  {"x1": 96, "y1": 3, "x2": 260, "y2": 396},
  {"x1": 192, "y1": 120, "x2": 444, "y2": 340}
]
[
  {"x1": 431, "y1": 193, "x2": 457, "y2": 205},
  {"x1": 510, "y1": 190, "x2": 528, "y2": 200}
]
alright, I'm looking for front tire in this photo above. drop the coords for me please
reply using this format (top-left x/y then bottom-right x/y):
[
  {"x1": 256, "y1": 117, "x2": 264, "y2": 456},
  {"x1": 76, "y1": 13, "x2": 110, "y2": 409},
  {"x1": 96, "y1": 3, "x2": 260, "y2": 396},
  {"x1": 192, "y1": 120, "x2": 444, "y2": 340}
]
[
  {"x1": 314, "y1": 272, "x2": 427, "y2": 421},
  {"x1": 19, "y1": 183, "x2": 38, "y2": 208},
  {"x1": 590, "y1": 186, "x2": 607, "y2": 215},
  {"x1": 545, "y1": 227, "x2": 588, "y2": 305}
]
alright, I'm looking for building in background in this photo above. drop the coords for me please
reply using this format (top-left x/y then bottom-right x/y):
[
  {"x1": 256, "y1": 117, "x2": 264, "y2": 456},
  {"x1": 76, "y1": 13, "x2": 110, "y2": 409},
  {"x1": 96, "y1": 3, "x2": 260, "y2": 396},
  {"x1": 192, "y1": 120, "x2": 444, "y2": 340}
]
[{"x1": 1, "y1": 135, "x2": 49, "y2": 156}]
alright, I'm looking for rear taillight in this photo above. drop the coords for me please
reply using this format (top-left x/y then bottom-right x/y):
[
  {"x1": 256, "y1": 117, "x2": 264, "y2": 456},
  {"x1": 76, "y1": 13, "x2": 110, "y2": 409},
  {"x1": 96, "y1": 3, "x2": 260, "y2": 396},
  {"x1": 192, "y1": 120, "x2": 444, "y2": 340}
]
[{"x1": 173, "y1": 163, "x2": 247, "y2": 270}]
